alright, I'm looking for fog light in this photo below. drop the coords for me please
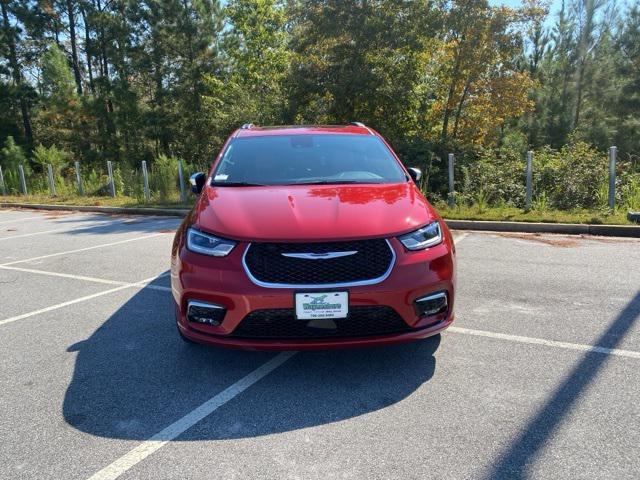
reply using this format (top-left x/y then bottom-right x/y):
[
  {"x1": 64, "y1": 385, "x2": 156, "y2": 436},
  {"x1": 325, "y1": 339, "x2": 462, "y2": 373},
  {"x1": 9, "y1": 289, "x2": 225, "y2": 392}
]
[
  {"x1": 187, "y1": 300, "x2": 226, "y2": 326},
  {"x1": 414, "y1": 291, "x2": 448, "y2": 317}
]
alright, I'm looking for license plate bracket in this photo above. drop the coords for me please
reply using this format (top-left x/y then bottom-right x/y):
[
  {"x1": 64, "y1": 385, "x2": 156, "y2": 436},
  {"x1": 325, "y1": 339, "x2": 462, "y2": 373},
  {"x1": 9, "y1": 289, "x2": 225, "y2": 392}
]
[{"x1": 294, "y1": 291, "x2": 349, "y2": 320}]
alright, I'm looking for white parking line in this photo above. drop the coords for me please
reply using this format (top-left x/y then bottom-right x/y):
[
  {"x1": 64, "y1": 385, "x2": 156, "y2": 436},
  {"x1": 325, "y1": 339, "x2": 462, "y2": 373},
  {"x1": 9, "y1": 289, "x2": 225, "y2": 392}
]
[
  {"x1": 132, "y1": 281, "x2": 172, "y2": 294},
  {"x1": 0, "y1": 215, "x2": 43, "y2": 225},
  {"x1": 86, "y1": 352, "x2": 297, "y2": 480},
  {"x1": 448, "y1": 326, "x2": 640, "y2": 359},
  {"x1": 0, "y1": 264, "x2": 165, "y2": 288},
  {"x1": 0, "y1": 232, "x2": 167, "y2": 266},
  {"x1": 0, "y1": 274, "x2": 170, "y2": 327}
]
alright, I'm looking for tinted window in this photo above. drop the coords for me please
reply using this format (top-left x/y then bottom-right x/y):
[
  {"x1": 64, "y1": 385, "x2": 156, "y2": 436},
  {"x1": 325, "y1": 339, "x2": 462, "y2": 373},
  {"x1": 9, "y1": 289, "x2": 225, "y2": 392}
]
[{"x1": 212, "y1": 135, "x2": 407, "y2": 185}]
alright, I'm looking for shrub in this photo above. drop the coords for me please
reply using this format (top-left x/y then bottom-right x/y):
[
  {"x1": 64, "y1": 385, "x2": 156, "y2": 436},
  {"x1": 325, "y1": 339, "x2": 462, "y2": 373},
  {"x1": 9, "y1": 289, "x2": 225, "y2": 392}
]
[
  {"x1": 118, "y1": 162, "x2": 144, "y2": 200},
  {"x1": 452, "y1": 139, "x2": 624, "y2": 211},
  {"x1": 539, "y1": 141, "x2": 607, "y2": 210},
  {"x1": 623, "y1": 175, "x2": 640, "y2": 211},
  {"x1": 150, "y1": 154, "x2": 178, "y2": 202},
  {"x1": 460, "y1": 146, "x2": 526, "y2": 208},
  {"x1": 32, "y1": 144, "x2": 70, "y2": 174},
  {"x1": 83, "y1": 168, "x2": 109, "y2": 196}
]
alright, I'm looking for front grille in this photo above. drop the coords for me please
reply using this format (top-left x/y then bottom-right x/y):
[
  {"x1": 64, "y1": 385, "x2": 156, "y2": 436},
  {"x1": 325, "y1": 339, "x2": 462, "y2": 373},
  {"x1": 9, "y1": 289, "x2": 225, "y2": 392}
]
[
  {"x1": 243, "y1": 239, "x2": 394, "y2": 286},
  {"x1": 231, "y1": 306, "x2": 413, "y2": 339}
]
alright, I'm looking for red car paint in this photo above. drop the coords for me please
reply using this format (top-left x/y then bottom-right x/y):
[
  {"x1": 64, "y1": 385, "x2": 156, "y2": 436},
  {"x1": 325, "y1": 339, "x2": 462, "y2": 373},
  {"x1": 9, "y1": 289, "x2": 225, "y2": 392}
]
[{"x1": 171, "y1": 125, "x2": 456, "y2": 350}]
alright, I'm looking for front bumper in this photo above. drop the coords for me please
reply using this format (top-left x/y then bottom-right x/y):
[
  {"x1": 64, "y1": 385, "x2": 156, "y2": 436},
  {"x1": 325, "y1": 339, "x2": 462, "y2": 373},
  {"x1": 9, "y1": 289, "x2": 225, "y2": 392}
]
[{"x1": 171, "y1": 236, "x2": 455, "y2": 350}]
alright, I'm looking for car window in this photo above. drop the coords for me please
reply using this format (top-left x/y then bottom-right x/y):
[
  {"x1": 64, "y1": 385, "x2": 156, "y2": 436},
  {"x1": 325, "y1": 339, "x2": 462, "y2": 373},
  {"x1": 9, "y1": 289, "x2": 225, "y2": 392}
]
[{"x1": 211, "y1": 134, "x2": 407, "y2": 185}]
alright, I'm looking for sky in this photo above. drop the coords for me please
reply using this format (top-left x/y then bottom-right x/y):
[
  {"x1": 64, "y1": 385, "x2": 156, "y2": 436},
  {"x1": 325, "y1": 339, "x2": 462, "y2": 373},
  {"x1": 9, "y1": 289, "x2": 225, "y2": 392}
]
[
  {"x1": 489, "y1": 0, "x2": 563, "y2": 14},
  {"x1": 488, "y1": 0, "x2": 634, "y2": 26}
]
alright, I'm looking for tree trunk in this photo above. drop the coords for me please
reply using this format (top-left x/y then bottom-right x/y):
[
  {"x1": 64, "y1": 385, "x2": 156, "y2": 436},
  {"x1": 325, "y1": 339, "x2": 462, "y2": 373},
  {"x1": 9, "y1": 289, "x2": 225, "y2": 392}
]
[
  {"x1": 573, "y1": 60, "x2": 585, "y2": 127},
  {"x1": 66, "y1": 0, "x2": 83, "y2": 94},
  {"x1": 181, "y1": 0, "x2": 200, "y2": 112},
  {"x1": 441, "y1": 80, "x2": 456, "y2": 143},
  {"x1": 95, "y1": 0, "x2": 113, "y2": 115},
  {"x1": 152, "y1": 32, "x2": 169, "y2": 154},
  {"x1": 80, "y1": 6, "x2": 95, "y2": 95},
  {"x1": 441, "y1": 49, "x2": 463, "y2": 144},
  {"x1": 452, "y1": 78, "x2": 471, "y2": 140},
  {"x1": 1, "y1": 0, "x2": 33, "y2": 147},
  {"x1": 572, "y1": 0, "x2": 598, "y2": 129}
]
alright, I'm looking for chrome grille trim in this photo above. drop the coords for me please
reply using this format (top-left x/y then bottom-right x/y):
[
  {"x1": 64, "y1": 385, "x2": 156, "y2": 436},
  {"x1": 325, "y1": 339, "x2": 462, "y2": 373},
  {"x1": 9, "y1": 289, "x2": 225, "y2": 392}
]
[{"x1": 242, "y1": 239, "x2": 396, "y2": 289}]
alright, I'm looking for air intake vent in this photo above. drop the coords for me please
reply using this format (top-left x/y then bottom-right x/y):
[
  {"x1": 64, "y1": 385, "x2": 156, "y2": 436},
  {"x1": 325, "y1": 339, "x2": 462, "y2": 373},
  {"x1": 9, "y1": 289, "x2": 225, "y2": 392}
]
[{"x1": 232, "y1": 306, "x2": 412, "y2": 339}]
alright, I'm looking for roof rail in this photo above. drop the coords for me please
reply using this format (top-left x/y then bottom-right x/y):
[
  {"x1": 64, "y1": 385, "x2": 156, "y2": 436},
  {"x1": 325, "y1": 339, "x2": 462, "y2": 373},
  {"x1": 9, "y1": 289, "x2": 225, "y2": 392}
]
[
  {"x1": 240, "y1": 123, "x2": 255, "y2": 129},
  {"x1": 349, "y1": 121, "x2": 374, "y2": 135}
]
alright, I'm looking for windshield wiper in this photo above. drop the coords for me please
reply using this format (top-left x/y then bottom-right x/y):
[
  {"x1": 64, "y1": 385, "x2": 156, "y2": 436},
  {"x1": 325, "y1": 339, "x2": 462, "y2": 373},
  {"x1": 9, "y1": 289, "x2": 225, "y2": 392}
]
[
  {"x1": 287, "y1": 180, "x2": 369, "y2": 185},
  {"x1": 210, "y1": 181, "x2": 267, "y2": 187}
]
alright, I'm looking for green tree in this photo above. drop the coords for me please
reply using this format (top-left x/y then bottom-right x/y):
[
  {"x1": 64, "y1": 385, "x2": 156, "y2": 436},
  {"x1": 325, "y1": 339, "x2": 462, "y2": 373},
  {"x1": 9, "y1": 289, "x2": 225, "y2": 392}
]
[
  {"x1": 612, "y1": 4, "x2": 640, "y2": 157},
  {"x1": 0, "y1": 0, "x2": 35, "y2": 148},
  {"x1": 287, "y1": 0, "x2": 435, "y2": 140},
  {"x1": 223, "y1": 0, "x2": 289, "y2": 123},
  {"x1": 0, "y1": 134, "x2": 26, "y2": 169},
  {"x1": 171, "y1": 0, "x2": 225, "y2": 163},
  {"x1": 433, "y1": 1, "x2": 535, "y2": 147},
  {"x1": 34, "y1": 43, "x2": 82, "y2": 155},
  {"x1": 41, "y1": 43, "x2": 76, "y2": 102}
]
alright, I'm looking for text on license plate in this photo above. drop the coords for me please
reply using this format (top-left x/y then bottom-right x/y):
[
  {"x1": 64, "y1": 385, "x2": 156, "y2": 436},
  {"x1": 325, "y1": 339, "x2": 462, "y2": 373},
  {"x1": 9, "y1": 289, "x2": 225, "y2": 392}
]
[{"x1": 295, "y1": 292, "x2": 349, "y2": 320}]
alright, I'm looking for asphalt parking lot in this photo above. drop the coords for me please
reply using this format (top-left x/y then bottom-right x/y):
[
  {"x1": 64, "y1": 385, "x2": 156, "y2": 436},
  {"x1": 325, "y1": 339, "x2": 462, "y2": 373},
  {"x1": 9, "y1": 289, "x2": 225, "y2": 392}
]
[{"x1": 0, "y1": 208, "x2": 639, "y2": 480}]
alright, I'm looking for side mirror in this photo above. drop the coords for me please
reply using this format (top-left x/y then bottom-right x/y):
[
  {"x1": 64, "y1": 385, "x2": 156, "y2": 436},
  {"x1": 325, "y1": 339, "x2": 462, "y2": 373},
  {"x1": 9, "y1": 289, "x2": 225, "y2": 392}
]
[
  {"x1": 407, "y1": 167, "x2": 422, "y2": 183},
  {"x1": 189, "y1": 172, "x2": 206, "y2": 194}
]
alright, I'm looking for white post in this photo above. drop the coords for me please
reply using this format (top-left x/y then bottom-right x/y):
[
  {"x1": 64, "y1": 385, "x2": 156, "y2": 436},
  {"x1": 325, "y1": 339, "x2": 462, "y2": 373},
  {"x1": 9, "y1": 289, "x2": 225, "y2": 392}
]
[
  {"x1": 107, "y1": 161, "x2": 116, "y2": 197},
  {"x1": 0, "y1": 165, "x2": 6, "y2": 196},
  {"x1": 18, "y1": 164, "x2": 27, "y2": 195},
  {"x1": 142, "y1": 161, "x2": 150, "y2": 201},
  {"x1": 47, "y1": 164, "x2": 57, "y2": 196},
  {"x1": 75, "y1": 161, "x2": 84, "y2": 195},
  {"x1": 525, "y1": 151, "x2": 533, "y2": 211},
  {"x1": 608, "y1": 146, "x2": 617, "y2": 210},
  {"x1": 447, "y1": 153, "x2": 455, "y2": 207}
]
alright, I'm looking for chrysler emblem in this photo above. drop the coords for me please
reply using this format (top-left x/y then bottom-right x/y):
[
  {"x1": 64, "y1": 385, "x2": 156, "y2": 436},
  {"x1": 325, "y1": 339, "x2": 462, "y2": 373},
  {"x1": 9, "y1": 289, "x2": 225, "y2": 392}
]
[{"x1": 281, "y1": 251, "x2": 358, "y2": 260}]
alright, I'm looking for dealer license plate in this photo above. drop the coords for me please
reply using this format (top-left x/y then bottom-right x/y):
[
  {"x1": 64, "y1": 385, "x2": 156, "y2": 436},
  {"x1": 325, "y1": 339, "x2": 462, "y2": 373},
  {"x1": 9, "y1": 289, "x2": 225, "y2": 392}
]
[{"x1": 294, "y1": 292, "x2": 349, "y2": 320}]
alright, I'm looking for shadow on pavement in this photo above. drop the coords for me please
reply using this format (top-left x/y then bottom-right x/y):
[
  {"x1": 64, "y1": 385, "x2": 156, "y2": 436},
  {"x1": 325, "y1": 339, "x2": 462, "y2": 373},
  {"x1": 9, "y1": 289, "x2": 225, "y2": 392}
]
[
  {"x1": 487, "y1": 290, "x2": 640, "y2": 479},
  {"x1": 51, "y1": 214, "x2": 180, "y2": 236},
  {"x1": 63, "y1": 274, "x2": 439, "y2": 440}
]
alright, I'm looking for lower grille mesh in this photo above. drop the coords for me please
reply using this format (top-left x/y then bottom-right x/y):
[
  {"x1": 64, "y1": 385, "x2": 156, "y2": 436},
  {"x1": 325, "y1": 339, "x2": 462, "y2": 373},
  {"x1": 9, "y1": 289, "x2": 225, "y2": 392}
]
[{"x1": 231, "y1": 306, "x2": 413, "y2": 339}]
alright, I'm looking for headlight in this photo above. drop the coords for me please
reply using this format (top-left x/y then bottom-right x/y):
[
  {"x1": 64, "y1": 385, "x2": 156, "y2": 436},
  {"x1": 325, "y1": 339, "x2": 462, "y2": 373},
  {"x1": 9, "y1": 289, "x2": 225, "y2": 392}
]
[
  {"x1": 186, "y1": 228, "x2": 236, "y2": 256},
  {"x1": 398, "y1": 221, "x2": 442, "y2": 250}
]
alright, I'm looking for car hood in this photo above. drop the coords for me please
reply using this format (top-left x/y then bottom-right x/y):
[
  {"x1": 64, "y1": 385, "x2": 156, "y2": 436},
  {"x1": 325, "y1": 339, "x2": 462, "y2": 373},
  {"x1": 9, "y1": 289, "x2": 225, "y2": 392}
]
[{"x1": 191, "y1": 182, "x2": 438, "y2": 242}]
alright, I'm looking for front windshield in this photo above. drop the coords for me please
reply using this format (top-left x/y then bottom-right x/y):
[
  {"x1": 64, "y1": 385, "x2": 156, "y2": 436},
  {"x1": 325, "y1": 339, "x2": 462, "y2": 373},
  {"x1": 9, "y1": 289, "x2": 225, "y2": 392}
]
[{"x1": 211, "y1": 134, "x2": 407, "y2": 186}]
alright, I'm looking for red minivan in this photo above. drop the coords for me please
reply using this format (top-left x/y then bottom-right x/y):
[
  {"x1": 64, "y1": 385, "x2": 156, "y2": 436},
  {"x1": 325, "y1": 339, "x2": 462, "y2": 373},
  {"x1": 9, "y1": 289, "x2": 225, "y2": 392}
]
[{"x1": 171, "y1": 123, "x2": 456, "y2": 350}]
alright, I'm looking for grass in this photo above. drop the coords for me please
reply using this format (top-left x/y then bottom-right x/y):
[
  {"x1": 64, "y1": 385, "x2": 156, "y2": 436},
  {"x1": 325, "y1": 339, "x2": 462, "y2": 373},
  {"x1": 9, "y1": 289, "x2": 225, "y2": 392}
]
[
  {"x1": 0, "y1": 193, "x2": 193, "y2": 210},
  {"x1": 436, "y1": 202, "x2": 636, "y2": 225},
  {"x1": 1, "y1": 194, "x2": 637, "y2": 225}
]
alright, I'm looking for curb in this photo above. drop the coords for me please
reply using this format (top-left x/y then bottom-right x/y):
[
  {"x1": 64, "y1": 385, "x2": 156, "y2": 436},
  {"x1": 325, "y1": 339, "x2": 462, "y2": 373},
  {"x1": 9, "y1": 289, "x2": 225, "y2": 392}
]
[
  {"x1": 2, "y1": 202, "x2": 640, "y2": 238},
  {"x1": 445, "y1": 219, "x2": 640, "y2": 238},
  {"x1": 0, "y1": 202, "x2": 189, "y2": 217}
]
